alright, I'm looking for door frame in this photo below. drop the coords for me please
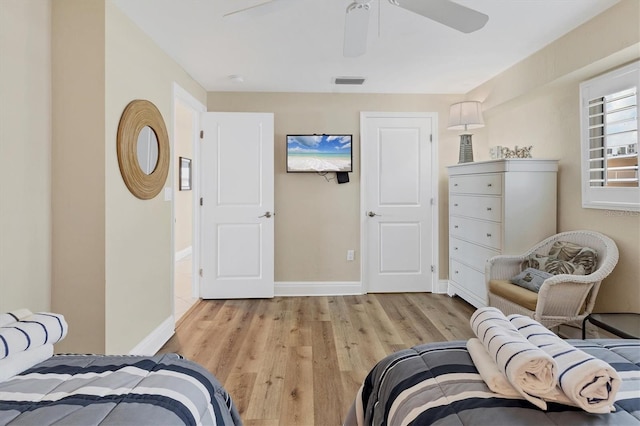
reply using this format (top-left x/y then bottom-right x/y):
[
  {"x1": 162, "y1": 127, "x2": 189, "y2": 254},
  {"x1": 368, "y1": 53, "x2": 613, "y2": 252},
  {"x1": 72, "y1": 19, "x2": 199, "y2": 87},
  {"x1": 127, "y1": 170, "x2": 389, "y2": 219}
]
[
  {"x1": 172, "y1": 83, "x2": 206, "y2": 308},
  {"x1": 359, "y1": 111, "x2": 439, "y2": 294}
]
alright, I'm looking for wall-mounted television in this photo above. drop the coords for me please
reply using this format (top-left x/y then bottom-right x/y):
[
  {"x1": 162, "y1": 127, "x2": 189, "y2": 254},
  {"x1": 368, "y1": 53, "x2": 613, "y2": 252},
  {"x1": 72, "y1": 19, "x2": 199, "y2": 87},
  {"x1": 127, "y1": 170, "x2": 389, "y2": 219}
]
[{"x1": 286, "y1": 134, "x2": 352, "y2": 173}]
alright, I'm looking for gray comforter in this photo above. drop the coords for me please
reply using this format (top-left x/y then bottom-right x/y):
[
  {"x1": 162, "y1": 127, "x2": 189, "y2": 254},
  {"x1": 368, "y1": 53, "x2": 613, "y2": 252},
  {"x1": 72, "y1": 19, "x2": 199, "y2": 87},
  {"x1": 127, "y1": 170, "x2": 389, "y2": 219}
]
[
  {"x1": 353, "y1": 339, "x2": 640, "y2": 425},
  {"x1": 0, "y1": 353, "x2": 242, "y2": 425}
]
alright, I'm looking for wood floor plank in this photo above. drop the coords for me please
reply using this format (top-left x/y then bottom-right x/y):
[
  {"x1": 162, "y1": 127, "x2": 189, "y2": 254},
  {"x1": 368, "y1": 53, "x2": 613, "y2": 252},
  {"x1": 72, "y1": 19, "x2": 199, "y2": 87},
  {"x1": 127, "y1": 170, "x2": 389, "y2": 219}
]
[
  {"x1": 361, "y1": 295, "x2": 404, "y2": 349},
  {"x1": 159, "y1": 293, "x2": 476, "y2": 425},
  {"x1": 243, "y1": 309, "x2": 291, "y2": 421},
  {"x1": 223, "y1": 372, "x2": 257, "y2": 418},
  {"x1": 232, "y1": 299, "x2": 272, "y2": 375},
  {"x1": 311, "y1": 320, "x2": 344, "y2": 426},
  {"x1": 328, "y1": 296, "x2": 364, "y2": 373},
  {"x1": 280, "y1": 346, "x2": 314, "y2": 426}
]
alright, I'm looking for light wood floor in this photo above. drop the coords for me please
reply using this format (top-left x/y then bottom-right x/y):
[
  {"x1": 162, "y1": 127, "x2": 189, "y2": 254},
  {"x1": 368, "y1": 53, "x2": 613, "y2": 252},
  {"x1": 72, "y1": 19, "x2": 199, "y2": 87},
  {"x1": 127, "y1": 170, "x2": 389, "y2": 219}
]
[{"x1": 159, "y1": 293, "x2": 476, "y2": 426}]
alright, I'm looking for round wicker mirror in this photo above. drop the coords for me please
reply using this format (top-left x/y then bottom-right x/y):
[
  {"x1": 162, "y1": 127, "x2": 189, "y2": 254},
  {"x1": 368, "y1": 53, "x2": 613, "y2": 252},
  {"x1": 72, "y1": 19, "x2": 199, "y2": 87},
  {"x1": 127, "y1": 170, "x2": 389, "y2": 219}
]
[{"x1": 117, "y1": 100, "x2": 170, "y2": 200}]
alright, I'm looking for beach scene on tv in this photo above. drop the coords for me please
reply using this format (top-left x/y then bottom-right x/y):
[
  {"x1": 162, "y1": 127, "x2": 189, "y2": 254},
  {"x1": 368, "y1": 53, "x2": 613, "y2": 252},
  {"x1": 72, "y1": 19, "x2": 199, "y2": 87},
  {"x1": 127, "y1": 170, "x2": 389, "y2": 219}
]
[{"x1": 287, "y1": 134, "x2": 352, "y2": 172}]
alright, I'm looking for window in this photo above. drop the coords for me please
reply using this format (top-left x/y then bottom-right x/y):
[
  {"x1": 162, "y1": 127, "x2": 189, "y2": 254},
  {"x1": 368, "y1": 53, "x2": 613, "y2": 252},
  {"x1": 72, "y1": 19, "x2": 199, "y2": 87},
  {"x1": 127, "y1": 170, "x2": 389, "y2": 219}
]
[{"x1": 580, "y1": 60, "x2": 639, "y2": 211}]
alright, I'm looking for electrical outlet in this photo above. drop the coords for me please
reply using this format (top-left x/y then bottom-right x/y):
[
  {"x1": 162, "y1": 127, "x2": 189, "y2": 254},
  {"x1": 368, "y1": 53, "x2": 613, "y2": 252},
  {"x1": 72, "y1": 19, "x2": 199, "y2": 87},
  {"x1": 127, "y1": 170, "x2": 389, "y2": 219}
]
[{"x1": 347, "y1": 250, "x2": 355, "y2": 261}]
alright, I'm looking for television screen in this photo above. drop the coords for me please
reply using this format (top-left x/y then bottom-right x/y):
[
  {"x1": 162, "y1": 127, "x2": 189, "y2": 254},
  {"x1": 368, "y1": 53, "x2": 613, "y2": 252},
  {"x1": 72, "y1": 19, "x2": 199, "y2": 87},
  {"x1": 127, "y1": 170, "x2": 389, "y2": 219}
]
[{"x1": 286, "y1": 134, "x2": 352, "y2": 173}]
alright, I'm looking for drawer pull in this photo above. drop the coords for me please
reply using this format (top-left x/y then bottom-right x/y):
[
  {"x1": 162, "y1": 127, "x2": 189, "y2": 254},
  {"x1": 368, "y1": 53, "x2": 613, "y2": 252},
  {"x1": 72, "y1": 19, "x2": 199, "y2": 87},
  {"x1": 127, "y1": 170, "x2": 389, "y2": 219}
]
[
  {"x1": 454, "y1": 247, "x2": 458, "y2": 250},
  {"x1": 455, "y1": 270, "x2": 459, "y2": 274},
  {"x1": 486, "y1": 207, "x2": 492, "y2": 211},
  {"x1": 454, "y1": 183, "x2": 458, "y2": 187},
  {"x1": 487, "y1": 183, "x2": 492, "y2": 187},
  {"x1": 454, "y1": 225, "x2": 459, "y2": 229},
  {"x1": 486, "y1": 233, "x2": 492, "y2": 237},
  {"x1": 454, "y1": 203, "x2": 459, "y2": 207}
]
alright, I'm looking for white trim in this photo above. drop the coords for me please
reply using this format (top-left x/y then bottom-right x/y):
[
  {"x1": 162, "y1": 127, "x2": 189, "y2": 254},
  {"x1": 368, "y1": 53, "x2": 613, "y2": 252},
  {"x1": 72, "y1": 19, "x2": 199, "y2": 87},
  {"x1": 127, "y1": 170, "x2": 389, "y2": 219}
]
[
  {"x1": 128, "y1": 316, "x2": 175, "y2": 356},
  {"x1": 175, "y1": 246, "x2": 192, "y2": 262},
  {"x1": 274, "y1": 282, "x2": 363, "y2": 297},
  {"x1": 359, "y1": 111, "x2": 439, "y2": 294},
  {"x1": 172, "y1": 83, "x2": 206, "y2": 311},
  {"x1": 434, "y1": 279, "x2": 449, "y2": 294},
  {"x1": 579, "y1": 60, "x2": 640, "y2": 212}
]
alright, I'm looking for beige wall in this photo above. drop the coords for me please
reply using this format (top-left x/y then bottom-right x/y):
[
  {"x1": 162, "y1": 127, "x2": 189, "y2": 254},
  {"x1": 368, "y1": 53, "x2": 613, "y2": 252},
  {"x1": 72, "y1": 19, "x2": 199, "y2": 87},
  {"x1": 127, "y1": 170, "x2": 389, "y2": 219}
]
[
  {"x1": 48, "y1": 0, "x2": 206, "y2": 354},
  {"x1": 0, "y1": 0, "x2": 52, "y2": 313},
  {"x1": 208, "y1": 93, "x2": 463, "y2": 282},
  {"x1": 104, "y1": 1, "x2": 206, "y2": 354},
  {"x1": 51, "y1": 0, "x2": 107, "y2": 353},
  {"x1": 467, "y1": 0, "x2": 640, "y2": 312},
  {"x1": 174, "y1": 101, "x2": 194, "y2": 254}
]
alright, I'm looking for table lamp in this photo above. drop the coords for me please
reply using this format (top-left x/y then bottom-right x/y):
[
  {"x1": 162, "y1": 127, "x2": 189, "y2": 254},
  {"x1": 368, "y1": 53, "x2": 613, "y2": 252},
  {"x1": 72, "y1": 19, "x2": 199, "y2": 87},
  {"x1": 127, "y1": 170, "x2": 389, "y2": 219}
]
[{"x1": 448, "y1": 101, "x2": 485, "y2": 163}]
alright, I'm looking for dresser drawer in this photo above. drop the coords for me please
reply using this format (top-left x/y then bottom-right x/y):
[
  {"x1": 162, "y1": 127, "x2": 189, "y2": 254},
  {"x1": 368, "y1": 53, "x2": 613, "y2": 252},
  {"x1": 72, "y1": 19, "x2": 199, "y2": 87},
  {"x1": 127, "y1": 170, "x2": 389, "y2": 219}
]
[
  {"x1": 450, "y1": 216, "x2": 502, "y2": 250},
  {"x1": 449, "y1": 237, "x2": 500, "y2": 272},
  {"x1": 449, "y1": 174, "x2": 502, "y2": 195},
  {"x1": 450, "y1": 195, "x2": 502, "y2": 222},
  {"x1": 450, "y1": 259, "x2": 487, "y2": 304}
]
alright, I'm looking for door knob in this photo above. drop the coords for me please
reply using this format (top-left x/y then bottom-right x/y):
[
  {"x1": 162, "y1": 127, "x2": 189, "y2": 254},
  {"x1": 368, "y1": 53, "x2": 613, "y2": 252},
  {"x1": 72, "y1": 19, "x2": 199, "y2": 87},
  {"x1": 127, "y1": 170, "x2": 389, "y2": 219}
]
[
  {"x1": 259, "y1": 211, "x2": 273, "y2": 218},
  {"x1": 367, "y1": 211, "x2": 380, "y2": 217}
]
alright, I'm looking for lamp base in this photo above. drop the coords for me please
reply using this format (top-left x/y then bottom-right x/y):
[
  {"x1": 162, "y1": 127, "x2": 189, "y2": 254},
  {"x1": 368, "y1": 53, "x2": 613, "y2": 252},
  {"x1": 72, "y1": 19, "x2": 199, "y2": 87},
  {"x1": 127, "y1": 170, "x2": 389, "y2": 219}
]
[{"x1": 458, "y1": 134, "x2": 474, "y2": 163}]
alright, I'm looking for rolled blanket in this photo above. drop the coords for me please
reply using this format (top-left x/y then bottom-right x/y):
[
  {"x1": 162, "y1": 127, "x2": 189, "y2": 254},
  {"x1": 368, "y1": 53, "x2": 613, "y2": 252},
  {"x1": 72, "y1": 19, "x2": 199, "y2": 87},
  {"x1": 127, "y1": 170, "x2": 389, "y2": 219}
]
[
  {"x1": 509, "y1": 314, "x2": 620, "y2": 414},
  {"x1": 0, "y1": 344, "x2": 53, "y2": 382},
  {"x1": 467, "y1": 337, "x2": 587, "y2": 409},
  {"x1": 0, "y1": 309, "x2": 33, "y2": 327},
  {"x1": 467, "y1": 338, "x2": 520, "y2": 397},
  {"x1": 470, "y1": 307, "x2": 558, "y2": 410},
  {"x1": 0, "y1": 312, "x2": 68, "y2": 359}
]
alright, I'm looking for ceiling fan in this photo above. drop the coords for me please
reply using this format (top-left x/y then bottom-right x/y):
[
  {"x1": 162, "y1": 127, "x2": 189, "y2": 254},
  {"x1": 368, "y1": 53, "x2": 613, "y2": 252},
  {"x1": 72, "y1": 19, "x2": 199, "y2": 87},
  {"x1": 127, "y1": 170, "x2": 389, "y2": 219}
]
[
  {"x1": 224, "y1": 0, "x2": 488, "y2": 58},
  {"x1": 344, "y1": 0, "x2": 488, "y2": 57}
]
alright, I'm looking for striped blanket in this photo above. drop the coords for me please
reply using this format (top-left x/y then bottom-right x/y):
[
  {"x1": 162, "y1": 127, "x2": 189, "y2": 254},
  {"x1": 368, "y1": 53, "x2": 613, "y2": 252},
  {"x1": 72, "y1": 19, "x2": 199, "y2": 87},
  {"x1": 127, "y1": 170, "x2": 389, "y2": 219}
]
[
  {"x1": 0, "y1": 353, "x2": 242, "y2": 425},
  {"x1": 350, "y1": 340, "x2": 640, "y2": 425}
]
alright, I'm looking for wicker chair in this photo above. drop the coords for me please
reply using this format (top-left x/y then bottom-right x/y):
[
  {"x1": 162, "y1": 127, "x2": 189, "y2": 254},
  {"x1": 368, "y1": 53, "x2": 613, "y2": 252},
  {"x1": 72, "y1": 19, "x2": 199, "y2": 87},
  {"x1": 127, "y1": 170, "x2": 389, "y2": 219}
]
[{"x1": 485, "y1": 230, "x2": 619, "y2": 329}]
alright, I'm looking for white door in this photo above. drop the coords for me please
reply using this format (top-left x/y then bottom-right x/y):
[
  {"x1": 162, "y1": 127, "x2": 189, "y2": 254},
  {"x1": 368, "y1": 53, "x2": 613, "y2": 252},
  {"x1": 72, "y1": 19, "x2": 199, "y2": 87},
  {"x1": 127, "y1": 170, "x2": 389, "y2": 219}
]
[
  {"x1": 200, "y1": 112, "x2": 274, "y2": 299},
  {"x1": 361, "y1": 112, "x2": 437, "y2": 293}
]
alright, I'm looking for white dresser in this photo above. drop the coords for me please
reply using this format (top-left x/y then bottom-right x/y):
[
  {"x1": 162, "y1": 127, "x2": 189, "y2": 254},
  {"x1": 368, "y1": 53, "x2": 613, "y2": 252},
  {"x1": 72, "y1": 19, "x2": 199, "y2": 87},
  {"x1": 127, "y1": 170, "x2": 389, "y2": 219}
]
[{"x1": 447, "y1": 159, "x2": 558, "y2": 308}]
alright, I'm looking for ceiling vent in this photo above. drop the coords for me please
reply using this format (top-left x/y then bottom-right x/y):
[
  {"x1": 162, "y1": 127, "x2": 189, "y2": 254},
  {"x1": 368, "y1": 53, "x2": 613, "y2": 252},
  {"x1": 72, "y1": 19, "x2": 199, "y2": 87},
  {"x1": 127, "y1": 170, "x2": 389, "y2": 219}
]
[{"x1": 334, "y1": 76, "x2": 366, "y2": 85}]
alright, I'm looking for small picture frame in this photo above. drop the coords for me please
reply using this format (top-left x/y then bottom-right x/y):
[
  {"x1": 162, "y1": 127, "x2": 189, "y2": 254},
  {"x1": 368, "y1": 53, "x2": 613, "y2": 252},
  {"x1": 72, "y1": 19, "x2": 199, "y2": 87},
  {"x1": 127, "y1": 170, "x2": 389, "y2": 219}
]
[{"x1": 179, "y1": 157, "x2": 192, "y2": 191}]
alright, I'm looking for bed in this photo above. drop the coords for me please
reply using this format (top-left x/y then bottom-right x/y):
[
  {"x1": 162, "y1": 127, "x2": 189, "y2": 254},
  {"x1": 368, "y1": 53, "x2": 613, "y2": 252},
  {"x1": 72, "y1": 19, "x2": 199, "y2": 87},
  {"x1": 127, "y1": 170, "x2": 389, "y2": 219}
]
[
  {"x1": 347, "y1": 339, "x2": 640, "y2": 425},
  {"x1": 0, "y1": 310, "x2": 241, "y2": 425},
  {"x1": 0, "y1": 352, "x2": 242, "y2": 425}
]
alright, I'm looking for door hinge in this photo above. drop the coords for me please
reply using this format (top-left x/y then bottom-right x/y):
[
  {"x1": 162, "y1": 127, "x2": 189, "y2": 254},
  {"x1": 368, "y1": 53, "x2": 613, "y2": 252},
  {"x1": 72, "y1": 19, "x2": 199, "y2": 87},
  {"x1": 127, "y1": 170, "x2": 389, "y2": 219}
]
[
  {"x1": 200, "y1": 197, "x2": 203, "y2": 206},
  {"x1": 430, "y1": 134, "x2": 433, "y2": 142},
  {"x1": 430, "y1": 198, "x2": 434, "y2": 205},
  {"x1": 431, "y1": 265, "x2": 435, "y2": 273},
  {"x1": 199, "y1": 268, "x2": 203, "y2": 277},
  {"x1": 200, "y1": 130, "x2": 204, "y2": 139}
]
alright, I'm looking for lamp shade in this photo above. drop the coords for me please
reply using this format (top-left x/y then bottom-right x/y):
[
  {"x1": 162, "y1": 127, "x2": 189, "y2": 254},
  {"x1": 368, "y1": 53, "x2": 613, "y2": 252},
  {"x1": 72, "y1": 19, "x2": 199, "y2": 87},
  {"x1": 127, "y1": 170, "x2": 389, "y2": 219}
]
[{"x1": 447, "y1": 101, "x2": 485, "y2": 131}]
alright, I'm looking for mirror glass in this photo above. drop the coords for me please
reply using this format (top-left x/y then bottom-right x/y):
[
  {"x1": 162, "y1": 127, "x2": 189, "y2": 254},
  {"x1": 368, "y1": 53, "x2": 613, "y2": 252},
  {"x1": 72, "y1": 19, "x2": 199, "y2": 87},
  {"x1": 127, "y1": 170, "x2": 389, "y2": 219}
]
[{"x1": 136, "y1": 126, "x2": 159, "y2": 175}]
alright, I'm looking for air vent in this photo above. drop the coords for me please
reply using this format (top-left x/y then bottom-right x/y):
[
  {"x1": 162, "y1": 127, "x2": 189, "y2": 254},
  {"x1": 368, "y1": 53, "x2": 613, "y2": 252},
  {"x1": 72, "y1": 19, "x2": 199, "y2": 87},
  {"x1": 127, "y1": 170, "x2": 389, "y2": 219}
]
[{"x1": 334, "y1": 76, "x2": 366, "y2": 85}]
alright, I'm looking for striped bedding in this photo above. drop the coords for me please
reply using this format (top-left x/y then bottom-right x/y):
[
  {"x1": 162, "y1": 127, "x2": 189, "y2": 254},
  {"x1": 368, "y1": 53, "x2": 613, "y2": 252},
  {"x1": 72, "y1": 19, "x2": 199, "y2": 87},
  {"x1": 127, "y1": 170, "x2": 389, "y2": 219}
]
[
  {"x1": 352, "y1": 339, "x2": 640, "y2": 425},
  {"x1": 0, "y1": 353, "x2": 242, "y2": 425}
]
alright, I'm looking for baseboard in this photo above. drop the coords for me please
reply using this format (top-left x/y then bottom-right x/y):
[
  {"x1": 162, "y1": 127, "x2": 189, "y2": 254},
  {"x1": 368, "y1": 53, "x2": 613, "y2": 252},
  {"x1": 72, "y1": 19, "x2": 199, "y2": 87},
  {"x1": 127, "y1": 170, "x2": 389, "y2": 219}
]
[
  {"x1": 129, "y1": 315, "x2": 175, "y2": 356},
  {"x1": 274, "y1": 281, "x2": 363, "y2": 297},
  {"x1": 434, "y1": 279, "x2": 449, "y2": 294},
  {"x1": 175, "y1": 246, "x2": 192, "y2": 262}
]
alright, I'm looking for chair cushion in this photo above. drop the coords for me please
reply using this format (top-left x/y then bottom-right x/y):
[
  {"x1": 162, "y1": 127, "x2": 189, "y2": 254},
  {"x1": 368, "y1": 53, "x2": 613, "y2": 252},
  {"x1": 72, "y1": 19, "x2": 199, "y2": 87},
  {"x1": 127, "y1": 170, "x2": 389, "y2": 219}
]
[{"x1": 489, "y1": 279, "x2": 538, "y2": 311}]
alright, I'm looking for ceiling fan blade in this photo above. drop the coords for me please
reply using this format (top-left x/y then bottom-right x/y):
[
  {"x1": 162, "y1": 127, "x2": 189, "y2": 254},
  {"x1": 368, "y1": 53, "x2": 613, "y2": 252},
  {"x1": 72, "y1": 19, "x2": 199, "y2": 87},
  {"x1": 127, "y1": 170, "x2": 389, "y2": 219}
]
[
  {"x1": 344, "y1": 1, "x2": 372, "y2": 57},
  {"x1": 391, "y1": 0, "x2": 488, "y2": 33},
  {"x1": 223, "y1": 0, "x2": 288, "y2": 20}
]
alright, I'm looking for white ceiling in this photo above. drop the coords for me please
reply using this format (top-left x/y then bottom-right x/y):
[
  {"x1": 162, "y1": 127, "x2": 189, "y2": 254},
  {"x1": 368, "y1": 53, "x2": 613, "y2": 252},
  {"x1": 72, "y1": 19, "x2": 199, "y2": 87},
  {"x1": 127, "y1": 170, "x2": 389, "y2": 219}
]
[{"x1": 112, "y1": 0, "x2": 620, "y2": 94}]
